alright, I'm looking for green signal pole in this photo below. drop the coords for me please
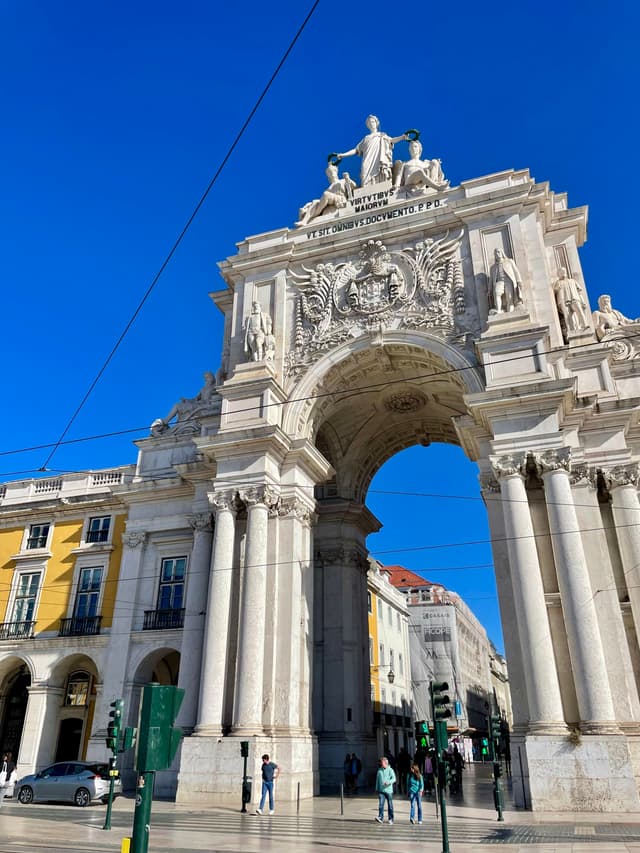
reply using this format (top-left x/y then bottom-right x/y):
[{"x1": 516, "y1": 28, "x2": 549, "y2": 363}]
[
  {"x1": 131, "y1": 772, "x2": 154, "y2": 853},
  {"x1": 102, "y1": 759, "x2": 118, "y2": 831}
]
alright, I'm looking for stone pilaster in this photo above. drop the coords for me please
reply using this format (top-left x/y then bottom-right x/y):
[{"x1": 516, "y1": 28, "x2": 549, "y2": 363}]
[
  {"x1": 194, "y1": 491, "x2": 238, "y2": 736},
  {"x1": 176, "y1": 512, "x2": 213, "y2": 733},
  {"x1": 604, "y1": 465, "x2": 640, "y2": 649},
  {"x1": 233, "y1": 485, "x2": 280, "y2": 735},
  {"x1": 536, "y1": 449, "x2": 617, "y2": 732},
  {"x1": 19, "y1": 685, "x2": 65, "y2": 773},
  {"x1": 490, "y1": 454, "x2": 566, "y2": 733}
]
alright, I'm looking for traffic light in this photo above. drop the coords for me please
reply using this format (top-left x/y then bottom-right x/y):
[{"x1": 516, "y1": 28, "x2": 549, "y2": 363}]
[
  {"x1": 123, "y1": 726, "x2": 137, "y2": 752},
  {"x1": 136, "y1": 683, "x2": 185, "y2": 772},
  {"x1": 481, "y1": 737, "x2": 489, "y2": 756},
  {"x1": 240, "y1": 741, "x2": 249, "y2": 758},
  {"x1": 490, "y1": 715, "x2": 501, "y2": 742},
  {"x1": 106, "y1": 698, "x2": 123, "y2": 752},
  {"x1": 429, "y1": 681, "x2": 451, "y2": 752},
  {"x1": 414, "y1": 720, "x2": 430, "y2": 750}
]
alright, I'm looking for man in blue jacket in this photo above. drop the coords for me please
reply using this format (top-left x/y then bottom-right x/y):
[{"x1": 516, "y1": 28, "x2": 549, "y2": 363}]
[{"x1": 375, "y1": 756, "x2": 396, "y2": 824}]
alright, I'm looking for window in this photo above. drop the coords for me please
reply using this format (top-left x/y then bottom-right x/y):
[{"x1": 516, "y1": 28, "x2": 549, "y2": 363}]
[
  {"x1": 157, "y1": 557, "x2": 186, "y2": 611},
  {"x1": 12, "y1": 572, "x2": 41, "y2": 623},
  {"x1": 397, "y1": 612, "x2": 401, "y2": 631},
  {"x1": 388, "y1": 604, "x2": 392, "y2": 625},
  {"x1": 65, "y1": 671, "x2": 90, "y2": 706},
  {"x1": 377, "y1": 598, "x2": 382, "y2": 619},
  {"x1": 369, "y1": 636, "x2": 374, "y2": 665},
  {"x1": 87, "y1": 516, "x2": 110, "y2": 543},
  {"x1": 74, "y1": 568, "x2": 103, "y2": 618},
  {"x1": 389, "y1": 649, "x2": 395, "y2": 669},
  {"x1": 367, "y1": 591, "x2": 372, "y2": 613},
  {"x1": 26, "y1": 523, "x2": 49, "y2": 550},
  {"x1": 379, "y1": 643, "x2": 384, "y2": 666},
  {"x1": 399, "y1": 653, "x2": 404, "y2": 675},
  {"x1": 381, "y1": 687, "x2": 386, "y2": 708}
]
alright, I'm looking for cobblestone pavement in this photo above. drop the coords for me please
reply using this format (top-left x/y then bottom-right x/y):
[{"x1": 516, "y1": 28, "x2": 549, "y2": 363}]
[{"x1": 1, "y1": 765, "x2": 640, "y2": 853}]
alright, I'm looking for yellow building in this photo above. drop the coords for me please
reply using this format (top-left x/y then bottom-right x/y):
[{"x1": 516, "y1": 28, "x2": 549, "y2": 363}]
[{"x1": 0, "y1": 469, "x2": 131, "y2": 771}]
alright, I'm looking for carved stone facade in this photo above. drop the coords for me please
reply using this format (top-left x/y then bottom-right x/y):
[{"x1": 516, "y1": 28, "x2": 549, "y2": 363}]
[{"x1": 8, "y1": 116, "x2": 640, "y2": 813}]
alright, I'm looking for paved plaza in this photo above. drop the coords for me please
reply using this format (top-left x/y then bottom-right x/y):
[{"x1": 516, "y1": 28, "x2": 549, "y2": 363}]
[{"x1": 1, "y1": 765, "x2": 640, "y2": 853}]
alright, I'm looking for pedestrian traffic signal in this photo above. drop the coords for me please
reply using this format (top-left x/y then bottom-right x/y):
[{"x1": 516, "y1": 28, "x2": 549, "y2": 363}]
[
  {"x1": 123, "y1": 726, "x2": 137, "y2": 752},
  {"x1": 414, "y1": 720, "x2": 429, "y2": 749},
  {"x1": 106, "y1": 698, "x2": 123, "y2": 752},
  {"x1": 429, "y1": 681, "x2": 451, "y2": 752},
  {"x1": 490, "y1": 715, "x2": 501, "y2": 742},
  {"x1": 240, "y1": 741, "x2": 249, "y2": 758},
  {"x1": 481, "y1": 737, "x2": 489, "y2": 756},
  {"x1": 136, "y1": 683, "x2": 184, "y2": 772}
]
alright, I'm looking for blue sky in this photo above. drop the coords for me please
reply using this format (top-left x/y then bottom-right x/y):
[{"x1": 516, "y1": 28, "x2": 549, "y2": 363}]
[{"x1": 1, "y1": 0, "x2": 638, "y2": 653}]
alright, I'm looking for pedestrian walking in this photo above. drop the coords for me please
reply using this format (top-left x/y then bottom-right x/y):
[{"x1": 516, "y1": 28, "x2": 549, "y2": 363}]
[
  {"x1": 397, "y1": 747, "x2": 410, "y2": 793},
  {"x1": 423, "y1": 752, "x2": 435, "y2": 794},
  {"x1": 343, "y1": 753, "x2": 353, "y2": 793},
  {"x1": 350, "y1": 753, "x2": 362, "y2": 793},
  {"x1": 407, "y1": 763, "x2": 424, "y2": 824},
  {"x1": 255, "y1": 753, "x2": 279, "y2": 815},
  {"x1": 374, "y1": 756, "x2": 396, "y2": 824},
  {"x1": 0, "y1": 752, "x2": 16, "y2": 806}
]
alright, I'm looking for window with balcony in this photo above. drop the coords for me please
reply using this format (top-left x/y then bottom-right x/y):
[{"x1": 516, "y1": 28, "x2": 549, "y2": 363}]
[
  {"x1": 60, "y1": 567, "x2": 103, "y2": 636},
  {"x1": 1, "y1": 572, "x2": 41, "y2": 638},
  {"x1": 144, "y1": 557, "x2": 186, "y2": 630},
  {"x1": 26, "y1": 523, "x2": 49, "y2": 550},
  {"x1": 86, "y1": 516, "x2": 111, "y2": 543}
]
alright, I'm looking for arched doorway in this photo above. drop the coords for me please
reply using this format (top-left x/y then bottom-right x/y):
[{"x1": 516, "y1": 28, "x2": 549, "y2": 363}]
[
  {"x1": 0, "y1": 665, "x2": 30, "y2": 759},
  {"x1": 49, "y1": 657, "x2": 100, "y2": 764}
]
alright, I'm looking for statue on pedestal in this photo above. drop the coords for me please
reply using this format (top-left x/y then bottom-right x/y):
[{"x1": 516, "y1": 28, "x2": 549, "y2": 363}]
[
  {"x1": 244, "y1": 301, "x2": 273, "y2": 362},
  {"x1": 297, "y1": 164, "x2": 356, "y2": 226},
  {"x1": 334, "y1": 115, "x2": 409, "y2": 187},
  {"x1": 151, "y1": 371, "x2": 216, "y2": 434},
  {"x1": 489, "y1": 248, "x2": 524, "y2": 314},
  {"x1": 553, "y1": 267, "x2": 588, "y2": 336},
  {"x1": 593, "y1": 294, "x2": 639, "y2": 341},
  {"x1": 394, "y1": 139, "x2": 449, "y2": 194}
]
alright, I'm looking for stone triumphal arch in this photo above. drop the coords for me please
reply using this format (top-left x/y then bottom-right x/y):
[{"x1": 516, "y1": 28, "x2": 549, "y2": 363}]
[{"x1": 133, "y1": 118, "x2": 640, "y2": 811}]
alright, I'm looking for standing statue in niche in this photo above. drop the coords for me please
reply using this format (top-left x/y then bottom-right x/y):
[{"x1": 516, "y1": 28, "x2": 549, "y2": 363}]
[
  {"x1": 297, "y1": 164, "x2": 356, "y2": 226},
  {"x1": 264, "y1": 315, "x2": 276, "y2": 361},
  {"x1": 593, "y1": 294, "x2": 639, "y2": 341},
  {"x1": 150, "y1": 371, "x2": 216, "y2": 434},
  {"x1": 394, "y1": 139, "x2": 449, "y2": 194},
  {"x1": 489, "y1": 248, "x2": 524, "y2": 314},
  {"x1": 553, "y1": 267, "x2": 588, "y2": 335},
  {"x1": 334, "y1": 115, "x2": 409, "y2": 187},
  {"x1": 244, "y1": 301, "x2": 272, "y2": 362}
]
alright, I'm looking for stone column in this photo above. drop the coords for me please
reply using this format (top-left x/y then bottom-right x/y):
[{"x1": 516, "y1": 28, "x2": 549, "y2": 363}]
[
  {"x1": 272, "y1": 496, "x2": 314, "y2": 733},
  {"x1": 491, "y1": 455, "x2": 566, "y2": 732},
  {"x1": 20, "y1": 684, "x2": 65, "y2": 773},
  {"x1": 606, "y1": 465, "x2": 640, "y2": 645},
  {"x1": 537, "y1": 449, "x2": 618, "y2": 732},
  {"x1": 233, "y1": 485, "x2": 279, "y2": 735},
  {"x1": 194, "y1": 491, "x2": 238, "y2": 736},
  {"x1": 176, "y1": 512, "x2": 213, "y2": 732}
]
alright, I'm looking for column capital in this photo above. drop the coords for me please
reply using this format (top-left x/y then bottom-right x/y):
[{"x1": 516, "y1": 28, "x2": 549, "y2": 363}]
[
  {"x1": 601, "y1": 463, "x2": 640, "y2": 490},
  {"x1": 189, "y1": 512, "x2": 213, "y2": 532},
  {"x1": 122, "y1": 530, "x2": 146, "y2": 548},
  {"x1": 277, "y1": 496, "x2": 314, "y2": 526},
  {"x1": 534, "y1": 447, "x2": 571, "y2": 475},
  {"x1": 208, "y1": 489, "x2": 241, "y2": 513},
  {"x1": 316, "y1": 546, "x2": 345, "y2": 566},
  {"x1": 479, "y1": 472, "x2": 500, "y2": 495},
  {"x1": 489, "y1": 453, "x2": 525, "y2": 480},
  {"x1": 239, "y1": 484, "x2": 280, "y2": 509},
  {"x1": 568, "y1": 463, "x2": 596, "y2": 487}
]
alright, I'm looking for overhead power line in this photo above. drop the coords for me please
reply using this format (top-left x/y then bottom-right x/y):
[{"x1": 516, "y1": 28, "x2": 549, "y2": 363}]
[
  {"x1": 40, "y1": 0, "x2": 322, "y2": 471},
  {"x1": 5, "y1": 327, "x2": 640, "y2": 466}
]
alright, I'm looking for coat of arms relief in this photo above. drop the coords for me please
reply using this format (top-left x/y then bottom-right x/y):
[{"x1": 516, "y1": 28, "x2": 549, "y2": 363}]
[{"x1": 285, "y1": 231, "x2": 466, "y2": 377}]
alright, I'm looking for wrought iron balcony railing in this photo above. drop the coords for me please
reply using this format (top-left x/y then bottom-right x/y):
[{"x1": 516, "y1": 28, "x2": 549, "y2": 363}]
[
  {"x1": 59, "y1": 615, "x2": 102, "y2": 637},
  {"x1": 0, "y1": 620, "x2": 34, "y2": 640},
  {"x1": 143, "y1": 608, "x2": 185, "y2": 631}
]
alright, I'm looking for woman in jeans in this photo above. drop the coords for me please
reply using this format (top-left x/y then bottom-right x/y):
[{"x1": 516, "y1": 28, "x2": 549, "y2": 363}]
[{"x1": 407, "y1": 763, "x2": 424, "y2": 824}]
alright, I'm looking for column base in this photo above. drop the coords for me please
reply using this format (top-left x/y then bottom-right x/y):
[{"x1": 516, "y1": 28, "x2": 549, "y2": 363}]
[
  {"x1": 512, "y1": 731, "x2": 640, "y2": 812},
  {"x1": 580, "y1": 720, "x2": 623, "y2": 736},
  {"x1": 527, "y1": 721, "x2": 569, "y2": 736},
  {"x1": 231, "y1": 726, "x2": 265, "y2": 737},
  {"x1": 176, "y1": 732, "x2": 318, "y2": 805},
  {"x1": 193, "y1": 724, "x2": 224, "y2": 737}
]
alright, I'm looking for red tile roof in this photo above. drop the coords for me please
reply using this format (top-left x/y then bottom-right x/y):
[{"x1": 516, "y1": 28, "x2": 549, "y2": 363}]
[{"x1": 384, "y1": 565, "x2": 434, "y2": 588}]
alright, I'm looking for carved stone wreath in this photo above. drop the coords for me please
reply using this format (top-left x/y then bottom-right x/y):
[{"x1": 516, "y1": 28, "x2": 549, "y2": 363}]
[
  {"x1": 384, "y1": 391, "x2": 426, "y2": 413},
  {"x1": 285, "y1": 232, "x2": 464, "y2": 378}
]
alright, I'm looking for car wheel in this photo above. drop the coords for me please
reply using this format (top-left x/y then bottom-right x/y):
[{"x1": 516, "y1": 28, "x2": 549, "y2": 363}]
[
  {"x1": 18, "y1": 786, "x2": 34, "y2": 804},
  {"x1": 74, "y1": 787, "x2": 91, "y2": 807}
]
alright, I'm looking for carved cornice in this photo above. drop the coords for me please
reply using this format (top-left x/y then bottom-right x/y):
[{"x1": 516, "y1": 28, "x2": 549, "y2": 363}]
[
  {"x1": 535, "y1": 447, "x2": 571, "y2": 475},
  {"x1": 189, "y1": 513, "x2": 213, "y2": 532},
  {"x1": 489, "y1": 454, "x2": 525, "y2": 480},
  {"x1": 601, "y1": 464, "x2": 640, "y2": 490},
  {"x1": 122, "y1": 531, "x2": 146, "y2": 549}
]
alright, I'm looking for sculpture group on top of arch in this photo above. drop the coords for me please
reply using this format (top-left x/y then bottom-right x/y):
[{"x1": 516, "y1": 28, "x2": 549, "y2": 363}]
[{"x1": 296, "y1": 115, "x2": 449, "y2": 227}]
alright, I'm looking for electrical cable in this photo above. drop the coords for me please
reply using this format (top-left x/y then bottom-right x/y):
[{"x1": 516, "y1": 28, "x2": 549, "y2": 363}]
[{"x1": 39, "y1": 0, "x2": 322, "y2": 472}]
